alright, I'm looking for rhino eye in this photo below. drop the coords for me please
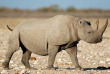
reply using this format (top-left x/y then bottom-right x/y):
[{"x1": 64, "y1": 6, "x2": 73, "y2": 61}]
[{"x1": 88, "y1": 32, "x2": 91, "y2": 34}]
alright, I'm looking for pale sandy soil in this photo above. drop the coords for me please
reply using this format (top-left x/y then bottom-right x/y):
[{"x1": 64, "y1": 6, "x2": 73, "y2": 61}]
[{"x1": 0, "y1": 18, "x2": 110, "y2": 74}]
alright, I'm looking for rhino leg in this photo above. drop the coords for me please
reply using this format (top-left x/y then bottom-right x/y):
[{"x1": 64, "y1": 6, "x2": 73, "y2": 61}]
[
  {"x1": 2, "y1": 35, "x2": 19, "y2": 69},
  {"x1": 20, "y1": 41, "x2": 32, "y2": 69},
  {"x1": 2, "y1": 48, "x2": 17, "y2": 69},
  {"x1": 21, "y1": 50, "x2": 32, "y2": 69},
  {"x1": 65, "y1": 46, "x2": 83, "y2": 70},
  {"x1": 47, "y1": 45, "x2": 59, "y2": 70}
]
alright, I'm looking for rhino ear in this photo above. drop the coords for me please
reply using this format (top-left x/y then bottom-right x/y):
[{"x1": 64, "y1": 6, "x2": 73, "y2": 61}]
[{"x1": 95, "y1": 19, "x2": 99, "y2": 30}]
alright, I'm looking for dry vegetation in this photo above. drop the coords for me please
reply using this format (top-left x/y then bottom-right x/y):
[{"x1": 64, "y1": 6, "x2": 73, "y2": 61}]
[
  {"x1": 0, "y1": 5, "x2": 110, "y2": 18},
  {"x1": 0, "y1": 17, "x2": 110, "y2": 74}
]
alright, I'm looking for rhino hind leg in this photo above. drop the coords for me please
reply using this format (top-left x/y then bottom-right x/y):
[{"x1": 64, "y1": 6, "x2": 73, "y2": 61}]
[
  {"x1": 2, "y1": 48, "x2": 17, "y2": 70},
  {"x1": 21, "y1": 50, "x2": 32, "y2": 69},
  {"x1": 65, "y1": 46, "x2": 83, "y2": 70},
  {"x1": 2, "y1": 37, "x2": 20, "y2": 69},
  {"x1": 20, "y1": 41, "x2": 32, "y2": 69}
]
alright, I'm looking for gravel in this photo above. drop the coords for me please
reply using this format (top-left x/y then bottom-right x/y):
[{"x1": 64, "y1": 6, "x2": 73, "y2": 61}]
[{"x1": 0, "y1": 28, "x2": 110, "y2": 74}]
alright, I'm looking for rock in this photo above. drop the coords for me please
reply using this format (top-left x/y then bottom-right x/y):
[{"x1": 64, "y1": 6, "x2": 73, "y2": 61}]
[
  {"x1": 20, "y1": 69, "x2": 26, "y2": 74},
  {"x1": 92, "y1": 62, "x2": 96, "y2": 65},
  {"x1": 10, "y1": 60, "x2": 13, "y2": 63},
  {"x1": 57, "y1": 59, "x2": 62, "y2": 63},
  {"x1": 14, "y1": 67, "x2": 20, "y2": 70},
  {"x1": 19, "y1": 66, "x2": 25, "y2": 69},
  {"x1": 100, "y1": 61, "x2": 105, "y2": 64},
  {"x1": 33, "y1": 61, "x2": 38, "y2": 64},
  {"x1": 11, "y1": 64, "x2": 17, "y2": 67},
  {"x1": 106, "y1": 58, "x2": 110, "y2": 61},
  {"x1": 30, "y1": 57, "x2": 36, "y2": 60},
  {"x1": 108, "y1": 62, "x2": 110, "y2": 64}
]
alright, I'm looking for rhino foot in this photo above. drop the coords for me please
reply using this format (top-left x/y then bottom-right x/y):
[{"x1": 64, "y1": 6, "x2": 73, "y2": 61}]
[
  {"x1": 2, "y1": 62, "x2": 9, "y2": 70},
  {"x1": 46, "y1": 66, "x2": 55, "y2": 70},
  {"x1": 25, "y1": 67, "x2": 37, "y2": 70},
  {"x1": 3, "y1": 67, "x2": 9, "y2": 70},
  {"x1": 74, "y1": 66, "x2": 84, "y2": 71}
]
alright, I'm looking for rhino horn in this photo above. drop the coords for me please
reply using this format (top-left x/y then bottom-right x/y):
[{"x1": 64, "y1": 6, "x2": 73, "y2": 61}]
[
  {"x1": 96, "y1": 19, "x2": 99, "y2": 30},
  {"x1": 100, "y1": 19, "x2": 108, "y2": 34}
]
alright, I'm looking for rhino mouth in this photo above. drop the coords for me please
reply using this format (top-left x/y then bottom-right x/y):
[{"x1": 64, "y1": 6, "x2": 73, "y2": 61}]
[{"x1": 85, "y1": 36, "x2": 102, "y2": 44}]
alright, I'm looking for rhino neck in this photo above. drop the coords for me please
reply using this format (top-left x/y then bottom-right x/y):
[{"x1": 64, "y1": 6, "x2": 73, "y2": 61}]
[
  {"x1": 65, "y1": 18, "x2": 80, "y2": 49},
  {"x1": 71, "y1": 18, "x2": 80, "y2": 41}
]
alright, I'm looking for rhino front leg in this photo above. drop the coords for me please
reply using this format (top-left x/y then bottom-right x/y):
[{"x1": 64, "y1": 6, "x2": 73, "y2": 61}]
[
  {"x1": 65, "y1": 46, "x2": 83, "y2": 70},
  {"x1": 47, "y1": 45, "x2": 59, "y2": 70}
]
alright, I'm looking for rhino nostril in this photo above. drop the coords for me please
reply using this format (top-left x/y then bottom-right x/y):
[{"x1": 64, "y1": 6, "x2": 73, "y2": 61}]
[
  {"x1": 100, "y1": 38, "x2": 102, "y2": 41},
  {"x1": 98, "y1": 38, "x2": 102, "y2": 42}
]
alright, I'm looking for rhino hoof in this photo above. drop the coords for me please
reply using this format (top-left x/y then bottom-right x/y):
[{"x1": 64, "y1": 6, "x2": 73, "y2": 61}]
[
  {"x1": 4, "y1": 67, "x2": 10, "y2": 70},
  {"x1": 46, "y1": 66, "x2": 55, "y2": 70},
  {"x1": 2, "y1": 62, "x2": 9, "y2": 70},
  {"x1": 2, "y1": 66, "x2": 10, "y2": 70},
  {"x1": 25, "y1": 67, "x2": 37, "y2": 70},
  {"x1": 75, "y1": 66, "x2": 84, "y2": 71}
]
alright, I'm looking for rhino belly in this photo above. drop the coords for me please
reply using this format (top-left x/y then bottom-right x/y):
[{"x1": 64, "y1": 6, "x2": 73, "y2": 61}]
[{"x1": 19, "y1": 30, "x2": 48, "y2": 56}]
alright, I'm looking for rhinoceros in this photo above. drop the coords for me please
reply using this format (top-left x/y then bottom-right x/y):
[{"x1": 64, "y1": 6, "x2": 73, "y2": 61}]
[{"x1": 2, "y1": 15, "x2": 108, "y2": 70}]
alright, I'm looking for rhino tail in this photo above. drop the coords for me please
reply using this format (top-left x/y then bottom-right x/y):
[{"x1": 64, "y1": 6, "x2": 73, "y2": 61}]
[{"x1": 7, "y1": 25, "x2": 13, "y2": 31}]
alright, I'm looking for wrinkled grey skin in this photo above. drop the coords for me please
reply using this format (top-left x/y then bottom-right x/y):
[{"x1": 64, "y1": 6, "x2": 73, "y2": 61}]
[{"x1": 2, "y1": 15, "x2": 108, "y2": 70}]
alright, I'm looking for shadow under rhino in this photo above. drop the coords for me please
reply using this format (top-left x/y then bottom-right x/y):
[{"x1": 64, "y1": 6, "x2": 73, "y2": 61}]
[{"x1": 63, "y1": 66, "x2": 110, "y2": 71}]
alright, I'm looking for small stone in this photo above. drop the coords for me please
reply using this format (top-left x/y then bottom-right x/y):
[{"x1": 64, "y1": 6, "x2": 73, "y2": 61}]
[
  {"x1": 107, "y1": 62, "x2": 110, "y2": 64},
  {"x1": 20, "y1": 69, "x2": 26, "y2": 74},
  {"x1": 58, "y1": 59, "x2": 62, "y2": 61},
  {"x1": 83, "y1": 56, "x2": 86, "y2": 58},
  {"x1": 37, "y1": 71, "x2": 40, "y2": 74},
  {"x1": 77, "y1": 55, "x2": 81, "y2": 57},
  {"x1": 106, "y1": 58, "x2": 110, "y2": 61},
  {"x1": 57, "y1": 59, "x2": 62, "y2": 63},
  {"x1": 108, "y1": 70, "x2": 110, "y2": 72},
  {"x1": 72, "y1": 70, "x2": 75, "y2": 71},
  {"x1": 0, "y1": 59, "x2": 5, "y2": 62},
  {"x1": 93, "y1": 62, "x2": 96, "y2": 65},
  {"x1": 19, "y1": 66, "x2": 25, "y2": 69},
  {"x1": 11, "y1": 64, "x2": 17, "y2": 67},
  {"x1": 100, "y1": 61, "x2": 105, "y2": 64},
  {"x1": 10, "y1": 60, "x2": 13, "y2": 63},
  {"x1": 14, "y1": 67, "x2": 20, "y2": 70},
  {"x1": 33, "y1": 61, "x2": 38, "y2": 64}
]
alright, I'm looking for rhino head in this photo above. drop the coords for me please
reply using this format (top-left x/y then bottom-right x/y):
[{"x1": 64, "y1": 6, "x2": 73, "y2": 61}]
[{"x1": 77, "y1": 19, "x2": 108, "y2": 43}]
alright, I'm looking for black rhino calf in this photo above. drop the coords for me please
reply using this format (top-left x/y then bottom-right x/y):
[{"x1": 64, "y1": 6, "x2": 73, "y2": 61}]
[{"x1": 2, "y1": 15, "x2": 108, "y2": 70}]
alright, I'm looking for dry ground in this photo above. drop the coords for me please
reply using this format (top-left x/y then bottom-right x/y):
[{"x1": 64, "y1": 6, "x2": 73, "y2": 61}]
[{"x1": 0, "y1": 17, "x2": 110, "y2": 74}]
